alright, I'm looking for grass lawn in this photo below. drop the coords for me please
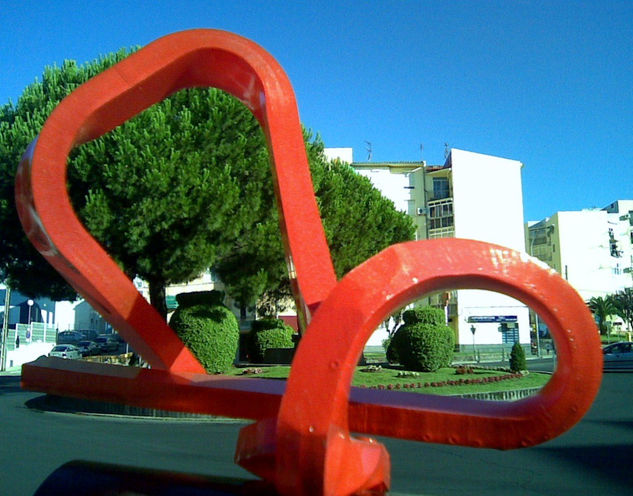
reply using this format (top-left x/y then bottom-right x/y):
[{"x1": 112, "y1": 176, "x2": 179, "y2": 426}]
[{"x1": 229, "y1": 364, "x2": 550, "y2": 397}]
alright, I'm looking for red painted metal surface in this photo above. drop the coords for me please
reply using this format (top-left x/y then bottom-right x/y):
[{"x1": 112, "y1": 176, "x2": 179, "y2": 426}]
[
  {"x1": 15, "y1": 29, "x2": 337, "y2": 371},
  {"x1": 16, "y1": 29, "x2": 603, "y2": 495},
  {"x1": 236, "y1": 239, "x2": 603, "y2": 495}
]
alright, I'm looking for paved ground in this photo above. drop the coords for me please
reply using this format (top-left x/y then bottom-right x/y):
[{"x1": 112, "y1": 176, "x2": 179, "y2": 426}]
[{"x1": 1, "y1": 363, "x2": 631, "y2": 495}]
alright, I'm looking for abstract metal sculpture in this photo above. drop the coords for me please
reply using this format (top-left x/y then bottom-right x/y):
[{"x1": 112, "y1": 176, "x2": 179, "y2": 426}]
[{"x1": 16, "y1": 29, "x2": 602, "y2": 495}]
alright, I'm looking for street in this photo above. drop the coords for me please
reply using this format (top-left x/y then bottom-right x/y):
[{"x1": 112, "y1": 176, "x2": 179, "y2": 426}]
[{"x1": 1, "y1": 367, "x2": 631, "y2": 495}]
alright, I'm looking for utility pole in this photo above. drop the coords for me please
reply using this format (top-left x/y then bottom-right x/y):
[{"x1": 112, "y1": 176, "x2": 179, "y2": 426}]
[{"x1": 1, "y1": 286, "x2": 11, "y2": 371}]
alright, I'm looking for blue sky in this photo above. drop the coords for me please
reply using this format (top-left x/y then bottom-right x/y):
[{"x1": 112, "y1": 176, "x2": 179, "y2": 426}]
[{"x1": 1, "y1": 1, "x2": 631, "y2": 221}]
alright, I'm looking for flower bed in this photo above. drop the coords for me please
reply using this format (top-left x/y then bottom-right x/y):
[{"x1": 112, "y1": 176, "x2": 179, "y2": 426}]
[{"x1": 360, "y1": 372, "x2": 524, "y2": 391}]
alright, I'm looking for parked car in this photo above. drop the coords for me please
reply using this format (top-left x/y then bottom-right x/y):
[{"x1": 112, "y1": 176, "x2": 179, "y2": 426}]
[
  {"x1": 76, "y1": 329, "x2": 99, "y2": 340},
  {"x1": 77, "y1": 340, "x2": 99, "y2": 356},
  {"x1": 56, "y1": 331, "x2": 85, "y2": 345},
  {"x1": 603, "y1": 342, "x2": 633, "y2": 370},
  {"x1": 94, "y1": 335, "x2": 119, "y2": 353},
  {"x1": 49, "y1": 345, "x2": 82, "y2": 359}
]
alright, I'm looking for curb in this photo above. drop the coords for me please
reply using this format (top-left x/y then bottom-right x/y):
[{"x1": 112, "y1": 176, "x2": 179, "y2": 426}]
[{"x1": 25, "y1": 393, "x2": 248, "y2": 422}]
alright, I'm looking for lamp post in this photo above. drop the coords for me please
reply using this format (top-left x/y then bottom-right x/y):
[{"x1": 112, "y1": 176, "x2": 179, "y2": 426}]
[
  {"x1": 534, "y1": 313, "x2": 542, "y2": 358},
  {"x1": 470, "y1": 324, "x2": 477, "y2": 361},
  {"x1": 26, "y1": 299, "x2": 34, "y2": 344},
  {"x1": 528, "y1": 224, "x2": 555, "y2": 358},
  {"x1": 27, "y1": 299, "x2": 33, "y2": 324},
  {"x1": 1, "y1": 286, "x2": 10, "y2": 371}
]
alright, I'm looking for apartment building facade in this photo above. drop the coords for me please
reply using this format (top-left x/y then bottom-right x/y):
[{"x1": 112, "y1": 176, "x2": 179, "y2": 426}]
[
  {"x1": 526, "y1": 200, "x2": 633, "y2": 333},
  {"x1": 326, "y1": 148, "x2": 530, "y2": 350}
]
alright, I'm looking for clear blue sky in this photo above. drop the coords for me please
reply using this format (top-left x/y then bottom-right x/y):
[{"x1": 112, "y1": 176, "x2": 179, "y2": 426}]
[{"x1": 1, "y1": 0, "x2": 631, "y2": 221}]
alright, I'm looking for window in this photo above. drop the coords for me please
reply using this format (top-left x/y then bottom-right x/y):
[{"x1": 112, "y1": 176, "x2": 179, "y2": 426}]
[
  {"x1": 433, "y1": 177, "x2": 450, "y2": 199},
  {"x1": 501, "y1": 323, "x2": 519, "y2": 344}
]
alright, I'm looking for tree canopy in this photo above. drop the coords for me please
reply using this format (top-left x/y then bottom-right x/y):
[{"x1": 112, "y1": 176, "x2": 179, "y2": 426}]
[
  {"x1": 611, "y1": 288, "x2": 633, "y2": 334},
  {"x1": 0, "y1": 50, "x2": 415, "y2": 319},
  {"x1": 587, "y1": 296, "x2": 617, "y2": 335},
  {"x1": 0, "y1": 52, "x2": 132, "y2": 301}
]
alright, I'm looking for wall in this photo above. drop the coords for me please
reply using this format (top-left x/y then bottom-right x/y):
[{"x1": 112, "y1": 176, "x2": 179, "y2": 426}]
[
  {"x1": 449, "y1": 149, "x2": 530, "y2": 347},
  {"x1": 556, "y1": 211, "x2": 615, "y2": 299},
  {"x1": 528, "y1": 208, "x2": 633, "y2": 301},
  {"x1": 451, "y1": 149, "x2": 525, "y2": 248},
  {"x1": 323, "y1": 147, "x2": 354, "y2": 164},
  {"x1": 355, "y1": 166, "x2": 411, "y2": 213}
]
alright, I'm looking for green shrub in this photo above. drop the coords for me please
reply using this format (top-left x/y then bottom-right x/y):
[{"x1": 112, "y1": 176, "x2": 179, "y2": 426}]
[
  {"x1": 251, "y1": 318, "x2": 286, "y2": 333},
  {"x1": 509, "y1": 342, "x2": 527, "y2": 372},
  {"x1": 249, "y1": 318, "x2": 294, "y2": 363},
  {"x1": 402, "y1": 306, "x2": 446, "y2": 326},
  {"x1": 388, "y1": 306, "x2": 450, "y2": 366},
  {"x1": 391, "y1": 321, "x2": 455, "y2": 372},
  {"x1": 386, "y1": 331, "x2": 403, "y2": 364},
  {"x1": 169, "y1": 303, "x2": 239, "y2": 374}
]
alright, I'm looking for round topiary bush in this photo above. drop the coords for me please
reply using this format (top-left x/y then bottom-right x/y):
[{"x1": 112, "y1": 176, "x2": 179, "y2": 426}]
[
  {"x1": 386, "y1": 331, "x2": 402, "y2": 364},
  {"x1": 388, "y1": 305, "x2": 451, "y2": 367},
  {"x1": 402, "y1": 306, "x2": 446, "y2": 326},
  {"x1": 509, "y1": 342, "x2": 527, "y2": 372},
  {"x1": 392, "y1": 322, "x2": 455, "y2": 372},
  {"x1": 169, "y1": 302, "x2": 239, "y2": 374},
  {"x1": 248, "y1": 318, "x2": 294, "y2": 363}
]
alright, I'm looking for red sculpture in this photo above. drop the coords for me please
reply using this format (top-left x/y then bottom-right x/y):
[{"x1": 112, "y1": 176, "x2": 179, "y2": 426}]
[{"x1": 15, "y1": 29, "x2": 602, "y2": 495}]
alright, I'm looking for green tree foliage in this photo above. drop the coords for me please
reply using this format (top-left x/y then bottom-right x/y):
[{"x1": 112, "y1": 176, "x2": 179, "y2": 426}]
[
  {"x1": 168, "y1": 293, "x2": 239, "y2": 373},
  {"x1": 0, "y1": 50, "x2": 415, "y2": 319},
  {"x1": 248, "y1": 318, "x2": 295, "y2": 363},
  {"x1": 587, "y1": 296, "x2": 617, "y2": 335},
  {"x1": 214, "y1": 148, "x2": 417, "y2": 314},
  {"x1": 611, "y1": 288, "x2": 633, "y2": 334},
  {"x1": 509, "y1": 342, "x2": 527, "y2": 372},
  {"x1": 388, "y1": 305, "x2": 454, "y2": 371},
  {"x1": 69, "y1": 86, "x2": 271, "y2": 318},
  {"x1": 402, "y1": 306, "x2": 446, "y2": 326},
  {"x1": 313, "y1": 157, "x2": 416, "y2": 278},
  {"x1": 0, "y1": 53, "x2": 131, "y2": 300}
]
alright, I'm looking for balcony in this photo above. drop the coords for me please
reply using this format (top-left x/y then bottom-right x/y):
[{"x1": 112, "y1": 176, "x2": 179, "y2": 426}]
[{"x1": 427, "y1": 198, "x2": 454, "y2": 238}]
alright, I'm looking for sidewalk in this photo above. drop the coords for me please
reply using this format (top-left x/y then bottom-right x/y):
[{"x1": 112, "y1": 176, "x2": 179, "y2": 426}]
[{"x1": 0, "y1": 365, "x2": 22, "y2": 376}]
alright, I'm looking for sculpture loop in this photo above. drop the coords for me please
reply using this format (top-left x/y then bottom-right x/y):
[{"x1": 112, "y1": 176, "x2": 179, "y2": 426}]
[{"x1": 16, "y1": 29, "x2": 602, "y2": 495}]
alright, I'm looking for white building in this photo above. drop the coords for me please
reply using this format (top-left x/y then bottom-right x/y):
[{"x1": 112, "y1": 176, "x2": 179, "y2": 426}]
[
  {"x1": 328, "y1": 147, "x2": 531, "y2": 351},
  {"x1": 526, "y1": 200, "x2": 633, "y2": 332}
]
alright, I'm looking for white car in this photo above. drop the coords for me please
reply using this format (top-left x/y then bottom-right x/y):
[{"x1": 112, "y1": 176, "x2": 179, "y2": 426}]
[{"x1": 49, "y1": 345, "x2": 82, "y2": 360}]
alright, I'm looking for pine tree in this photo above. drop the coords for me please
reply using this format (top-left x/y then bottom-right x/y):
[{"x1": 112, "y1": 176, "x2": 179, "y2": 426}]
[
  {"x1": 1, "y1": 50, "x2": 415, "y2": 319},
  {"x1": 509, "y1": 342, "x2": 527, "y2": 372}
]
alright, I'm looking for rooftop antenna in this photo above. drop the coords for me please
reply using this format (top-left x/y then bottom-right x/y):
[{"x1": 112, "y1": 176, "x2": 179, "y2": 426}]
[
  {"x1": 365, "y1": 141, "x2": 373, "y2": 161},
  {"x1": 419, "y1": 143, "x2": 424, "y2": 161},
  {"x1": 444, "y1": 142, "x2": 450, "y2": 159}
]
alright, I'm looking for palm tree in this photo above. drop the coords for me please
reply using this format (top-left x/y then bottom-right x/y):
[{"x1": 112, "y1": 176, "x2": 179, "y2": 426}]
[
  {"x1": 587, "y1": 296, "x2": 617, "y2": 335},
  {"x1": 611, "y1": 288, "x2": 633, "y2": 335}
]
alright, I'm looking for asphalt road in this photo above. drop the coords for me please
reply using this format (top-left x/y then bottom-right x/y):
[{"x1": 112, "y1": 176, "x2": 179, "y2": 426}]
[{"x1": 1, "y1": 366, "x2": 631, "y2": 495}]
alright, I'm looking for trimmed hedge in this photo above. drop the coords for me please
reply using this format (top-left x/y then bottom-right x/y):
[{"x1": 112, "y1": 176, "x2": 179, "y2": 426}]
[
  {"x1": 169, "y1": 302, "x2": 239, "y2": 374},
  {"x1": 249, "y1": 318, "x2": 294, "y2": 363},
  {"x1": 388, "y1": 305, "x2": 454, "y2": 372},
  {"x1": 402, "y1": 306, "x2": 446, "y2": 326},
  {"x1": 393, "y1": 322, "x2": 455, "y2": 372}
]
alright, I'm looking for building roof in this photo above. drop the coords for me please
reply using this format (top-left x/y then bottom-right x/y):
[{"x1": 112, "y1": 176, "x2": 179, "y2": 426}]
[{"x1": 352, "y1": 161, "x2": 426, "y2": 168}]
